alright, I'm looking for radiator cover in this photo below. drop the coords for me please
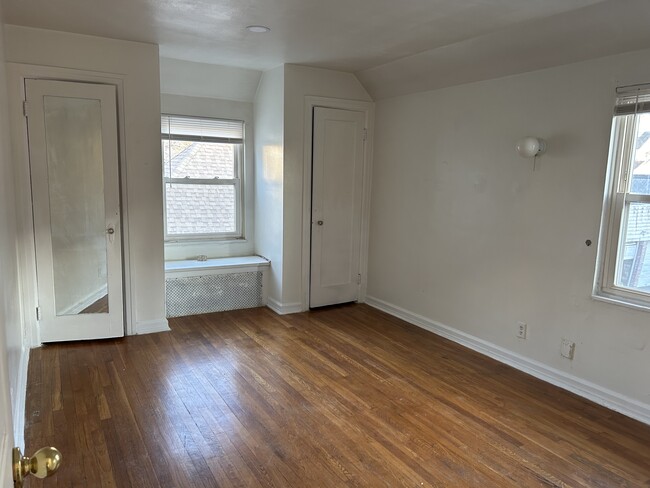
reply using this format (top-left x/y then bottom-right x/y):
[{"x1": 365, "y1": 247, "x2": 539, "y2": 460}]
[{"x1": 166, "y1": 271, "x2": 263, "y2": 318}]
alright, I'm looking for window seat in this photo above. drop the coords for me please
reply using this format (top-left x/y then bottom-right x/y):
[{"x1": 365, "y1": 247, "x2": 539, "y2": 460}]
[
  {"x1": 165, "y1": 255, "x2": 270, "y2": 277},
  {"x1": 164, "y1": 256, "x2": 270, "y2": 318}
]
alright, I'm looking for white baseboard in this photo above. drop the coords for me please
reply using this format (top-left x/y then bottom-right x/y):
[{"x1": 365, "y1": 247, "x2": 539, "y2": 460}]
[
  {"x1": 365, "y1": 296, "x2": 650, "y2": 426},
  {"x1": 12, "y1": 345, "x2": 29, "y2": 451},
  {"x1": 135, "y1": 318, "x2": 170, "y2": 335},
  {"x1": 266, "y1": 297, "x2": 304, "y2": 315}
]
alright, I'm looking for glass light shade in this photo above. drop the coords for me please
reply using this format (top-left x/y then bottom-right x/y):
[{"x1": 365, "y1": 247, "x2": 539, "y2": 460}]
[{"x1": 516, "y1": 137, "x2": 546, "y2": 158}]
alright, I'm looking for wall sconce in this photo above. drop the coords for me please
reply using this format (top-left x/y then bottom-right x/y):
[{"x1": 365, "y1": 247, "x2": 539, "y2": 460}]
[{"x1": 516, "y1": 137, "x2": 547, "y2": 158}]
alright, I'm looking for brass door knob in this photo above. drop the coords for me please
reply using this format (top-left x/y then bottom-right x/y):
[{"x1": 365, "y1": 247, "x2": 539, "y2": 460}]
[{"x1": 13, "y1": 446, "x2": 62, "y2": 487}]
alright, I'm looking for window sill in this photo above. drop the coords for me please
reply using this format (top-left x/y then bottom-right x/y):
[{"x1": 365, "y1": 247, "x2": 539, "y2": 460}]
[
  {"x1": 591, "y1": 291, "x2": 650, "y2": 312},
  {"x1": 165, "y1": 237, "x2": 248, "y2": 245},
  {"x1": 165, "y1": 255, "x2": 270, "y2": 278}
]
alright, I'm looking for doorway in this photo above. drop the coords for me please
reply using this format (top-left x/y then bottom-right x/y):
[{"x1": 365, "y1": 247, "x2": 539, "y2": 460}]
[
  {"x1": 309, "y1": 105, "x2": 369, "y2": 308},
  {"x1": 25, "y1": 79, "x2": 124, "y2": 342}
]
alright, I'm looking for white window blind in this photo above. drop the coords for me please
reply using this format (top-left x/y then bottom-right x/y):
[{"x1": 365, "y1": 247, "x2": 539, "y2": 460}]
[
  {"x1": 613, "y1": 90, "x2": 650, "y2": 116},
  {"x1": 161, "y1": 114, "x2": 244, "y2": 143}
]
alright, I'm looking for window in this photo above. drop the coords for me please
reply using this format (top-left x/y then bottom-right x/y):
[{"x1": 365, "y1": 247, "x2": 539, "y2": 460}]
[
  {"x1": 595, "y1": 88, "x2": 650, "y2": 308},
  {"x1": 161, "y1": 115, "x2": 244, "y2": 240}
]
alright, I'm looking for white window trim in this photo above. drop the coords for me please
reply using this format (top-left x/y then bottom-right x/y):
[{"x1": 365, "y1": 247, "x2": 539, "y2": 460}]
[
  {"x1": 161, "y1": 114, "x2": 245, "y2": 242},
  {"x1": 593, "y1": 89, "x2": 650, "y2": 311}
]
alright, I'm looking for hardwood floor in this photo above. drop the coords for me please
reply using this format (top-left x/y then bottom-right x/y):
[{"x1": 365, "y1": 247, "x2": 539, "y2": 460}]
[{"x1": 24, "y1": 304, "x2": 650, "y2": 487}]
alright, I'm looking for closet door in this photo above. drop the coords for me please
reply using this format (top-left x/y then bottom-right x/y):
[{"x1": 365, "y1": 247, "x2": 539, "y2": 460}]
[
  {"x1": 310, "y1": 107, "x2": 365, "y2": 308},
  {"x1": 25, "y1": 79, "x2": 124, "y2": 342}
]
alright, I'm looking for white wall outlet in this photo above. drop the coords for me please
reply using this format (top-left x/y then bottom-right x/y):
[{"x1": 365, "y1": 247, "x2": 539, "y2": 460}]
[
  {"x1": 561, "y1": 339, "x2": 575, "y2": 359},
  {"x1": 516, "y1": 321, "x2": 527, "y2": 339}
]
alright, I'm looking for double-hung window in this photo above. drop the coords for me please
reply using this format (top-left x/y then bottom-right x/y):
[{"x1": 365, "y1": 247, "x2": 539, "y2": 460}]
[
  {"x1": 595, "y1": 87, "x2": 650, "y2": 308},
  {"x1": 161, "y1": 115, "x2": 244, "y2": 240}
]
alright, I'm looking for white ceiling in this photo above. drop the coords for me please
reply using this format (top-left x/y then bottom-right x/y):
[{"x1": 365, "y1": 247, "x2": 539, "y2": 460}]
[{"x1": 4, "y1": 0, "x2": 650, "y2": 99}]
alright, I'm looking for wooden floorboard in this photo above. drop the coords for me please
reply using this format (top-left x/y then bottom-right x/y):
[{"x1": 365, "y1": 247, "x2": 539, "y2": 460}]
[{"x1": 24, "y1": 304, "x2": 650, "y2": 487}]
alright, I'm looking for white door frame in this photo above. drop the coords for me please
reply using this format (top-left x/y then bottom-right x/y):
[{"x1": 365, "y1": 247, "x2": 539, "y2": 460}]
[
  {"x1": 7, "y1": 64, "x2": 134, "y2": 346},
  {"x1": 301, "y1": 96, "x2": 375, "y2": 311}
]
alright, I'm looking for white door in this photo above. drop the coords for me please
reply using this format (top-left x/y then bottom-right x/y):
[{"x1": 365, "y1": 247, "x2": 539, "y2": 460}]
[
  {"x1": 310, "y1": 107, "x2": 365, "y2": 308},
  {"x1": 0, "y1": 331, "x2": 14, "y2": 487},
  {"x1": 25, "y1": 79, "x2": 124, "y2": 342}
]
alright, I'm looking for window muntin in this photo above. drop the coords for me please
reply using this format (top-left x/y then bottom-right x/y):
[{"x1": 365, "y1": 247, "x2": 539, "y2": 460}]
[
  {"x1": 161, "y1": 115, "x2": 244, "y2": 240},
  {"x1": 596, "y1": 90, "x2": 650, "y2": 306}
]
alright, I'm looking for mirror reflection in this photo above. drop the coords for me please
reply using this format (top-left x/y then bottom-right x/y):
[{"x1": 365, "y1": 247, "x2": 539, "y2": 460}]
[{"x1": 44, "y1": 95, "x2": 109, "y2": 315}]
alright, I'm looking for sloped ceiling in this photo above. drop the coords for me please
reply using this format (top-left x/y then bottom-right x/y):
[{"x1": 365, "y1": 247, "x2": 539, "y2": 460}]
[
  {"x1": 357, "y1": 0, "x2": 650, "y2": 99},
  {"x1": 3, "y1": 0, "x2": 650, "y2": 99}
]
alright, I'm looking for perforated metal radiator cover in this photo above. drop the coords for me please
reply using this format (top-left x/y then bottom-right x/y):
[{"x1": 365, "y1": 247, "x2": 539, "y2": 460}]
[{"x1": 166, "y1": 271, "x2": 263, "y2": 318}]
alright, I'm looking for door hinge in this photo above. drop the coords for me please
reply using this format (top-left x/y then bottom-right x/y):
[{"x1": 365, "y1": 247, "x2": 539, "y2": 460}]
[
  {"x1": 357, "y1": 273, "x2": 362, "y2": 285},
  {"x1": 36, "y1": 306, "x2": 41, "y2": 321},
  {"x1": 362, "y1": 128, "x2": 368, "y2": 141},
  {"x1": 22, "y1": 100, "x2": 28, "y2": 117}
]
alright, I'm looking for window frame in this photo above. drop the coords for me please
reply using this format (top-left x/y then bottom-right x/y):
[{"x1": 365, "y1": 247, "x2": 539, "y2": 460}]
[
  {"x1": 594, "y1": 91, "x2": 650, "y2": 310},
  {"x1": 161, "y1": 114, "x2": 245, "y2": 242}
]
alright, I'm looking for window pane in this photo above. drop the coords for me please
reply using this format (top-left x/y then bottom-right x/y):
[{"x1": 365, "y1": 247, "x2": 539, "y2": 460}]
[
  {"x1": 631, "y1": 113, "x2": 650, "y2": 195},
  {"x1": 617, "y1": 202, "x2": 650, "y2": 292},
  {"x1": 166, "y1": 183, "x2": 236, "y2": 235},
  {"x1": 161, "y1": 140, "x2": 237, "y2": 179}
]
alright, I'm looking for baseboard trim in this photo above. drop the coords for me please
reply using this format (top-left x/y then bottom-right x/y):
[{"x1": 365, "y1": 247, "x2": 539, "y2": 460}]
[
  {"x1": 365, "y1": 295, "x2": 650, "y2": 426},
  {"x1": 266, "y1": 297, "x2": 303, "y2": 315},
  {"x1": 13, "y1": 345, "x2": 29, "y2": 451},
  {"x1": 135, "y1": 319, "x2": 170, "y2": 335}
]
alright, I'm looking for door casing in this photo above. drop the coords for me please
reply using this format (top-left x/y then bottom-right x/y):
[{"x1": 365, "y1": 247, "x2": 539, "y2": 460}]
[{"x1": 301, "y1": 96, "x2": 375, "y2": 311}]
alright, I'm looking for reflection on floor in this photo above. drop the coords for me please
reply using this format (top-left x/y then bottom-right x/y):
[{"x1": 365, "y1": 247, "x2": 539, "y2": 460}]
[{"x1": 80, "y1": 294, "x2": 108, "y2": 314}]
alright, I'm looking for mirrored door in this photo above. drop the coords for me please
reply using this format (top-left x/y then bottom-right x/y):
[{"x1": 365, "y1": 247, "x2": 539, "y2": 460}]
[{"x1": 25, "y1": 79, "x2": 123, "y2": 342}]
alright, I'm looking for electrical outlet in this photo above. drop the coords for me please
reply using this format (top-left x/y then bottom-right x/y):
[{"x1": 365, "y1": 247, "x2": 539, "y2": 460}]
[
  {"x1": 561, "y1": 339, "x2": 575, "y2": 359},
  {"x1": 516, "y1": 321, "x2": 527, "y2": 339}
]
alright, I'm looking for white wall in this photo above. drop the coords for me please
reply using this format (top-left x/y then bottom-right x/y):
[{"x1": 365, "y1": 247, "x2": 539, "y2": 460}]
[
  {"x1": 161, "y1": 94, "x2": 256, "y2": 260},
  {"x1": 4, "y1": 26, "x2": 167, "y2": 334},
  {"x1": 254, "y1": 66, "x2": 285, "y2": 305},
  {"x1": 0, "y1": 9, "x2": 28, "y2": 456},
  {"x1": 281, "y1": 65, "x2": 372, "y2": 308},
  {"x1": 160, "y1": 57, "x2": 261, "y2": 103},
  {"x1": 368, "y1": 48, "x2": 650, "y2": 415}
]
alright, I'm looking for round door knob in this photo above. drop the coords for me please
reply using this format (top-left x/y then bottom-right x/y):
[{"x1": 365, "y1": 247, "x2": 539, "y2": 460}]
[
  {"x1": 13, "y1": 446, "x2": 62, "y2": 487},
  {"x1": 106, "y1": 228, "x2": 115, "y2": 235},
  {"x1": 317, "y1": 220, "x2": 324, "y2": 226}
]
